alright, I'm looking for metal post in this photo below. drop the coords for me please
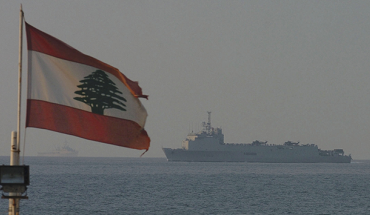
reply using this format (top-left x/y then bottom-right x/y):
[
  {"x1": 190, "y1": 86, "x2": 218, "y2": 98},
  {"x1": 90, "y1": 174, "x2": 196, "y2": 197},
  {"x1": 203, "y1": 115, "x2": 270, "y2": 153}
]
[
  {"x1": 9, "y1": 132, "x2": 19, "y2": 166},
  {"x1": 9, "y1": 132, "x2": 19, "y2": 215}
]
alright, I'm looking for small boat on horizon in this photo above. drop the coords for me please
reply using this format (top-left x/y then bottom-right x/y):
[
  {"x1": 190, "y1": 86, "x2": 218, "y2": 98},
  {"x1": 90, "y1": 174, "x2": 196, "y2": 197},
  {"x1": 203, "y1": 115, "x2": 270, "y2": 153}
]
[{"x1": 38, "y1": 145, "x2": 78, "y2": 157}]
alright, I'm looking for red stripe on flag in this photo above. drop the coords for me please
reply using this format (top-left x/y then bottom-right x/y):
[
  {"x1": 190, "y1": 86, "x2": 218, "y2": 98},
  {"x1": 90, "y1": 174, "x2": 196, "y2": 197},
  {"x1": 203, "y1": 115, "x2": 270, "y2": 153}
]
[
  {"x1": 26, "y1": 100, "x2": 150, "y2": 150},
  {"x1": 25, "y1": 22, "x2": 147, "y2": 99}
]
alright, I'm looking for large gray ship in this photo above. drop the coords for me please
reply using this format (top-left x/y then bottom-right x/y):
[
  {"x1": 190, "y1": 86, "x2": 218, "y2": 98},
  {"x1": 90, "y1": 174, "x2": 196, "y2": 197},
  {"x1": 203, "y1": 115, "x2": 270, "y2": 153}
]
[{"x1": 162, "y1": 112, "x2": 351, "y2": 163}]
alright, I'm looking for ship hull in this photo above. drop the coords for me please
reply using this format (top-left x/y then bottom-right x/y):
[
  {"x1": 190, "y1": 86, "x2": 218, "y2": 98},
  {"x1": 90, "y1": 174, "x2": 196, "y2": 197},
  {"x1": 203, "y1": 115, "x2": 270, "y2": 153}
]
[{"x1": 162, "y1": 148, "x2": 351, "y2": 163}]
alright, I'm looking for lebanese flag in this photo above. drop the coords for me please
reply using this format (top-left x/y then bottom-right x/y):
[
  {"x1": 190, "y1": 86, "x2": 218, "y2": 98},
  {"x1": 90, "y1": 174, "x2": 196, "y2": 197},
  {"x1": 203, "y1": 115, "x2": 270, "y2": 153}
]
[{"x1": 25, "y1": 22, "x2": 150, "y2": 151}]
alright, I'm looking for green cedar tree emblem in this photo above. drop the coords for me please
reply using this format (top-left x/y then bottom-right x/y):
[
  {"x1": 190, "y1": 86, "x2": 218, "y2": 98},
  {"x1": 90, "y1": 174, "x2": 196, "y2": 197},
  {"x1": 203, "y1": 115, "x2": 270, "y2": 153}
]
[{"x1": 74, "y1": 70, "x2": 127, "y2": 115}]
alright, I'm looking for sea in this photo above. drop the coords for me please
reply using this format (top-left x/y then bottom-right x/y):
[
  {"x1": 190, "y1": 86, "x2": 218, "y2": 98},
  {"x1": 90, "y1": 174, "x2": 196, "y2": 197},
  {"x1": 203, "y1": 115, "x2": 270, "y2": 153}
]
[{"x1": 0, "y1": 157, "x2": 369, "y2": 215}]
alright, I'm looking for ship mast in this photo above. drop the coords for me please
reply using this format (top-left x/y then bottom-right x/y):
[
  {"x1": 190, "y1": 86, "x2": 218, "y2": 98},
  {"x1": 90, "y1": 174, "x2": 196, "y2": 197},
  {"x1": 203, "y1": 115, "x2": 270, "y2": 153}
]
[{"x1": 206, "y1": 111, "x2": 211, "y2": 134}]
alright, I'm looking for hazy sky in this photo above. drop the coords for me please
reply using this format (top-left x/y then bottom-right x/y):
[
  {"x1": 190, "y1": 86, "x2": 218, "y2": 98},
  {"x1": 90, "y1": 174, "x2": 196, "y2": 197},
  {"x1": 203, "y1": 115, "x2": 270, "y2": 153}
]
[{"x1": 1, "y1": 1, "x2": 370, "y2": 159}]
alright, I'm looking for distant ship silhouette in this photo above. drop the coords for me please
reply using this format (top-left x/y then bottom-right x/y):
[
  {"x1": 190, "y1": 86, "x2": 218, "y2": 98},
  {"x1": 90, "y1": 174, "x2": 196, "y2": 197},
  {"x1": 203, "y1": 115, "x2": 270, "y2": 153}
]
[{"x1": 38, "y1": 144, "x2": 78, "y2": 157}]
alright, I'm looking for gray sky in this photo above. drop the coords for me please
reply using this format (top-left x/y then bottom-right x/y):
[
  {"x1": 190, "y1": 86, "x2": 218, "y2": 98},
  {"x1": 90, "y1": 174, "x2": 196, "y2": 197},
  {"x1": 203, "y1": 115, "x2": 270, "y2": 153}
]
[{"x1": 1, "y1": 1, "x2": 369, "y2": 159}]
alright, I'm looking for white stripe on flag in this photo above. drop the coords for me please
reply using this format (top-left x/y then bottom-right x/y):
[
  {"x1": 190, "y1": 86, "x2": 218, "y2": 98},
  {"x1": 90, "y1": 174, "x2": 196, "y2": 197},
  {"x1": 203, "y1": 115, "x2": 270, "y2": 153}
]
[{"x1": 28, "y1": 51, "x2": 147, "y2": 127}]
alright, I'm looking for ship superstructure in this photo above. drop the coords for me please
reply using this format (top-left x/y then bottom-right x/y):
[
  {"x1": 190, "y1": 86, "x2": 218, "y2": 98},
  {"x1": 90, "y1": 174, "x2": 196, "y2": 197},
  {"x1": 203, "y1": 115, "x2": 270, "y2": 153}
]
[{"x1": 162, "y1": 112, "x2": 351, "y2": 163}]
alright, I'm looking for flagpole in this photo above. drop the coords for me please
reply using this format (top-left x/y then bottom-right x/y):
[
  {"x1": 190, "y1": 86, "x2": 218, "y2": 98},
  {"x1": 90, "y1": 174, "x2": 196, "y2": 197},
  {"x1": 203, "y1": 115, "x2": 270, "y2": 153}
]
[
  {"x1": 16, "y1": 5, "x2": 23, "y2": 161},
  {"x1": 9, "y1": 4, "x2": 23, "y2": 215}
]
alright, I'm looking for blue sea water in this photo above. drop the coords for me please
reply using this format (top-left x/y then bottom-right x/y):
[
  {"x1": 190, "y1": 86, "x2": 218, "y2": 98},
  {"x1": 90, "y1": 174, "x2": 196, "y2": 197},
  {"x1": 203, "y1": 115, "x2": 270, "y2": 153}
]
[{"x1": 0, "y1": 157, "x2": 369, "y2": 215}]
